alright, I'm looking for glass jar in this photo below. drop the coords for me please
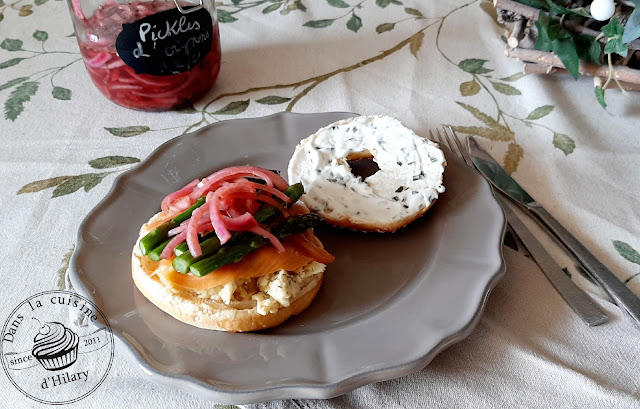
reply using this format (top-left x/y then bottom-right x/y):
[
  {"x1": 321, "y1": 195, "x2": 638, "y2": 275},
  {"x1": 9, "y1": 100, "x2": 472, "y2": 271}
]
[{"x1": 66, "y1": 0, "x2": 221, "y2": 111}]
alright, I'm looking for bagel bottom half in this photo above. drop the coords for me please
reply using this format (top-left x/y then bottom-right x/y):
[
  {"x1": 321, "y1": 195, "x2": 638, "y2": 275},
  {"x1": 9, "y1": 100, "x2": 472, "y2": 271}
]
[{"x1": 132, "y1": 213, "x2": 326, "y2": 332}]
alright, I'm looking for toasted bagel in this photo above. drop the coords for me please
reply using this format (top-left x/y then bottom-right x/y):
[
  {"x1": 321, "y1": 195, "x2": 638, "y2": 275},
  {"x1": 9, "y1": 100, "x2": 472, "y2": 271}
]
[
  {"x1": 288, "y1": 115, "x2": 446, "y2": 232},
  {"x1": 132, "y1": 212, "x2": 325, "y2": 332}
]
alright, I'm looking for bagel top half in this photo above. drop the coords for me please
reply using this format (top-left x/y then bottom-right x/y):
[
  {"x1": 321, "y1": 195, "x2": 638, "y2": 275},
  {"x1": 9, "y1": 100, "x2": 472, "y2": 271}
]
[
  {"x1": 288, "y1": 115, "x2": 446, "y2": 232},
  {"x1": 132, "y1": 212, "x2": 326, "y2": 333}
]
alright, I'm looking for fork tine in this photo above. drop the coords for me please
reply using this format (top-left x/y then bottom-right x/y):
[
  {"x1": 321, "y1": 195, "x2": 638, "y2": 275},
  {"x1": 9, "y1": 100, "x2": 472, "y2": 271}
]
[
  {"x1": 431, "y1": 129, "x2": 450, "y2": 152},
  {"x1": 443, "y1": 126, "x2": 474, "y2": 167},
  {"x1": 429, "y1": 130, "x2": 442, "y2": 147}
]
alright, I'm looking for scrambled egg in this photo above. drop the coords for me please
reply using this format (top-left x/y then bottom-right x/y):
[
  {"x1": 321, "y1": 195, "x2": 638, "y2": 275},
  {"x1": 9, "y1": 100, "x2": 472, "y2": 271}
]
[{"x1": 194, "y1": 261, "x2": 324, "y2": 315}]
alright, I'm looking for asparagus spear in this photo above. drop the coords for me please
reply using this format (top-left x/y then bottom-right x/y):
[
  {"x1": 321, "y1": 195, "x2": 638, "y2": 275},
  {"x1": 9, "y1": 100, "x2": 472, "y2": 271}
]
[
  {"x1": 138, "y1": 196, "x2": 207, "y2": 255},
  {"x1": 189, "y1": 214, "x2": 323, "y2": 277},
  {"x1": 171, "y1": 183, "x2": 304, "y2": 271},
  {"x1": 146, "y1": 238, "x2": 172, "y2": 261}
]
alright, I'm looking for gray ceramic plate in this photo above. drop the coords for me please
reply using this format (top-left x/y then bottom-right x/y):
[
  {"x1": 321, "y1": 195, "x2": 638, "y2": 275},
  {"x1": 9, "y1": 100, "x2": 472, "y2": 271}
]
[{"x1": 69, "y1": 112, "x2": 506, "y2": 404}]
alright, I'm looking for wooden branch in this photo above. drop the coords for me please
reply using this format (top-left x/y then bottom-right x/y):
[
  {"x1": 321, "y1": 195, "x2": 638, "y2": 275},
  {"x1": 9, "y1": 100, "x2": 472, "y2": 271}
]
[
  {"x1": 507, "y1": 47, "x2": 640, "y2": 84},
  {"x1": 494, "y1": 0, "x2": 540, "y2": 20},
  {"x1": 524, "y1": 63, "x2": 640, "y2": 90},
  {"x1": 507, "y1": 19, "x2": 525, "y2": 48},
  {"x1": 494, "y1": 0, "x2": 640, "y2": 51},
  {"x1": 523, "y1": 63, "x2": 565, "y2": 75}
]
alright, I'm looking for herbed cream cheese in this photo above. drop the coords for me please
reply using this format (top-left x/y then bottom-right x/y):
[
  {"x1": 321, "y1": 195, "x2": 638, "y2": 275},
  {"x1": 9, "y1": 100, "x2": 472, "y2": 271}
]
[
  {"x1": 189, "y1": 261, "x2": 325, "y2": 316},
  {"x1": 288, "y1": 115, "x2": 445, "y2": 225}
]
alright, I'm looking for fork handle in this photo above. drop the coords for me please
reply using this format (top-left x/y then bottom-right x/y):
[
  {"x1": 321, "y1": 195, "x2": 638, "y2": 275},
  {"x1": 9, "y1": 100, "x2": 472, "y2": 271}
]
[{"x1": 530, "y1": 206, "x2": 640, "y2": 328}]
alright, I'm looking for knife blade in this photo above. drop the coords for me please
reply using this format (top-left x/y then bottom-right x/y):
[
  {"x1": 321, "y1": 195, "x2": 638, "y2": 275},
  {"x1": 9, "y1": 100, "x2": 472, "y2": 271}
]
[
  {"x1": 467, "y1": 135, "x2": 640, "y2": 329},
  {"x1": 496, "y1": 194, "x2": 608, "y2": 326}
]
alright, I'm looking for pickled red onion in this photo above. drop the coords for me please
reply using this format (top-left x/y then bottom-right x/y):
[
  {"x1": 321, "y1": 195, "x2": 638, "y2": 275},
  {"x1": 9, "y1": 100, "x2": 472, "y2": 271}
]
[
  {"x1": 160, "y1": 231, "x2": 187, "y2": 259},
  {"x1": 224, "y1": 212, "x2": 259, "y2": 231},
  {"x1": 84, "y1": 52, "x2": 110, "y2": 68},
  {"x1": 186, "y1": 192, "x2": 211, "y2": 257},
  {"x1": 223, "y1": 192, "x2": 289, "y2": 217},
  {"x1": 161, "y1": 179, "x2": 199, "y2": 213},
  {"x1": 189, "y1": 166, "x2": 287, "y2": 200}
]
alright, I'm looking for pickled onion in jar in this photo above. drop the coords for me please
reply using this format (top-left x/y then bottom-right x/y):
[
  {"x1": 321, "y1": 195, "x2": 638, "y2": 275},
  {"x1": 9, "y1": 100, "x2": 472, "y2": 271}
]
[{"x1": 69, "y1": 0, "x2": 221, "y2": 111}]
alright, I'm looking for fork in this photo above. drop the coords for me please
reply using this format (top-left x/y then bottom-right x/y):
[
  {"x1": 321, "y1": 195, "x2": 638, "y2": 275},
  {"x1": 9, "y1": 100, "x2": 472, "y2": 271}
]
[{"x1": 431, "y1": 127, "x2": 608, "y2": 326}]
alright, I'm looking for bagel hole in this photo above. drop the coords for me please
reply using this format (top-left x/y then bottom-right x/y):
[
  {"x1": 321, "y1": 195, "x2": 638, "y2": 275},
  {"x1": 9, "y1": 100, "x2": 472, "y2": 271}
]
[{"x1": 346, "y1": 151, "x2": 380, "y2": 180}]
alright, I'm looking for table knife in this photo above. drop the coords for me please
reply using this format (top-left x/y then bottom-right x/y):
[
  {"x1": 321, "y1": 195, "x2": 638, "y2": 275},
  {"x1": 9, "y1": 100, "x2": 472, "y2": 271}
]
[
  {"x1": 496, "y1": 193, "x2": 608, "y2": 326},
  {"x1": 467, "y1": 136, "x2": 640, "y2": 329}
]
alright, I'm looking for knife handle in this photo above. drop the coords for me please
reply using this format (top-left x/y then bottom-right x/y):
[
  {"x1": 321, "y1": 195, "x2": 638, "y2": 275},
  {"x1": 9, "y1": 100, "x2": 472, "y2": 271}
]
[{"x1": 530, "y1": 206, "x2": 640, "y2": 328}]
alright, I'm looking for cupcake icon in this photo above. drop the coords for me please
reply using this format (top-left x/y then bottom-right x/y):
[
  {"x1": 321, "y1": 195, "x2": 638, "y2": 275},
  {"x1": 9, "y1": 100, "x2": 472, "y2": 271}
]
[{"x1": 32, "y1": 322, "x2": 79, "y2": 371}]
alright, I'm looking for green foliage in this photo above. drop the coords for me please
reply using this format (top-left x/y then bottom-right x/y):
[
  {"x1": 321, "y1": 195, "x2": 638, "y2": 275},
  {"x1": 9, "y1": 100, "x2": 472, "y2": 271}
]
[
  {"x1": 534, "y1": 12, "x2": 579, "y2": 79},
  {"x1": 500, "y1": 72, "x2": 526, "y2": 82},
  {"x1": 490, "y1": 81, "x2": 521, "y2": 95},
  {"x1": 104, "y1": 126, "x2": 151, "y2": 137},
  {"x1": 217, "y1": 10, "x2": 238, "y2": 23},
  {"x1": 52, "y1": 173, "x2": 108, "y2": 197},
  {"x1": 602, "y1": 17, "x2": 628, "y2": 58},
  {"x1": 33, "y1": 30, "x2": 48, "y2": 42},
  {"x1": 52, "y1": 86, "x2": 71, "y2": 100},
  {"x1": 0, "y1": 58, "x2": 26, "y2": 69},
  {"x1": 376, "y1": 22, "x2": 395, "y2": 33},
  {"x1": 458, "y1": 59, "x2": 493, "y2": 74},
  {"x1": 526, "y1": 105, "x2": 554, "y2": 120},
  {"x1": 303, "y1": 19, "x2": 334, "y2": 28},
  {"x1": 327, "y1": 0, "x2": 349, "y2": 8},
  {"x1": 0, "y1": 77, "x2": 28, "y2": 92},
  {"x1": 613, "y1": 240, "x2": 640, "y2": 265},
  {"x1": 404, "y1": 7, "x2": 422, "y2": 17},
  {"x1": 594, "y1": 85, "x2": 606, "y2": 108},
  {"x1": 18, "y1": 173, "x2": 109, "y2": 197},
  {"x1": 88, "y1": 156, "x2": 140, "y2": 169},
  {"x1": 212, "y1": 100, "x2": 250, "y2": 114},
  {"x1": 552, "y1": 133, "x2": 575, "y2": 155},
  {"x1": 575, "y1": 34, "x2": 601, "y2": 64},
  {"x1": 347, "y1": 13, "x2": 362, "y2": 32},
  {"x1": 622, "y1": 0, "x2": 640, "y2": 44},
  {"x1": 5, "y1": 81, "x2": 38, "y2": 121},
  {"x1": 262, "y1": 3, "x2": 281, "y2": 14},
  {"x1": 1, "y1": 38, "x2": 23, "y2": 51},
  {"x1": 256, "y1": 95, "x2": 291, "y2": 105}
]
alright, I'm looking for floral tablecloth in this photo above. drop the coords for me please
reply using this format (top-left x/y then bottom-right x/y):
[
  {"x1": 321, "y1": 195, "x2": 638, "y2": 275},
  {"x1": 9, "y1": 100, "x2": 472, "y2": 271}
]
[{"x1": 1, "y1": 0, "x2": 640, "y2": 407}]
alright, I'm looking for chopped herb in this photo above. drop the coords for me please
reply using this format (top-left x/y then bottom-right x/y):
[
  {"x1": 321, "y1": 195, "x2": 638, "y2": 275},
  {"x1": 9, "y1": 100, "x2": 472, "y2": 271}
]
[
  {"x1": 413, "y1": 175, "x2": 420, "y2": 181},
  {"x1": 403, "y1": 204, "x2": 409, "y2": 209},
  {"x1": 395, "y1": 186, "x2": 405, "y2": 192},
  {"x1": 392, "y1": 196, "x2": 399, "y2": 201},
  {"x1": 397, "y1": 161, "x2": 403, "y2": 166},
  {"x1": 430, "y1": 156, "x2": 437, "y2": 163}
]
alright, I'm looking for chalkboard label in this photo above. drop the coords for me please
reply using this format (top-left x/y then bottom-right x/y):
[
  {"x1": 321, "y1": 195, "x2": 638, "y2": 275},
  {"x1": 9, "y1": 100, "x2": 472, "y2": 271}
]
[{"x1": 115, "y1": 7, "x2": 213, "y2": 76}]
